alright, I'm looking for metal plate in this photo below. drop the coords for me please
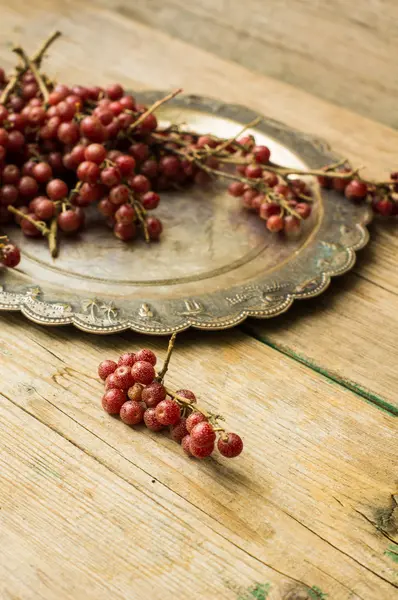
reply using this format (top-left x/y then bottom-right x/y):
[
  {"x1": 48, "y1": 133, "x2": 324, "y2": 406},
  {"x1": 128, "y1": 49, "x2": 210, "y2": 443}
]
[{"x1": 0, "y1": 92, "x2": 371, "y2": 334}]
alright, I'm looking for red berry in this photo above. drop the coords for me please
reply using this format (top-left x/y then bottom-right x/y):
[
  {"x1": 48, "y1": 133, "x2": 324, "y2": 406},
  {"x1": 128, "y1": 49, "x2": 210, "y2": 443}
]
[
  {"x1": 186, "y1": 412, "x2": 207, "y2": 433},
  {"x1": 141, "y1": 191, "x2": 160, "y2": 210},
  {"x1": 374, "y1": 198, "x2": 393, "y2": 216},
  {"x1": 57, "y1": 121, "x2": 80, "y2": 145},
  {"x1": 228, "y1": 182, "x2": 245, "y2": 197},
  {"x1": 245, "y1": 164, "x2": 263, "y2": 178},
  {"x1": 114, "y1": 222, "x2": 136, "y2": 241},
  {"x1": 98, "y1": 359, "x2": 117, "y2": 381},
  {"x1": 134, "y1": 348, "x2": 157, "y2": 366},
  {"x1": 170, "y1": 418, "x2": 188, "y2": 444},
  {"x1": 101, "y1": 166, "x2": 121, "y2": 187},
  {"x1": 266, "y1": 215, "x2": 284, "y2": 232},
  {"x1": 129, "y1": 174, "x2": 150, "y2": 194},
  {"x1": 263, "y1": 171, "x2": 279, "y2": 187},
  {"x1": 181, "y1": 435, "x2": 192, "y2": 455},
  {"x1": 109, "y1": 183, "x2": 130, "y2": 206},
  {"x1": 190, "y1": 440, "x2": 214, "y2": 459},
  {"x1": 217, "y1": 432, "x2": 243, "y2": 458},
  {"x1": 143, "y1": 407, "x2": 164, "y2": 431},
  {"x1": 118, "y1": 352, "x2": 136, "y2": 367},
  {"x1": 141, "y1": 382, "x2": 166, "y2": 407},
  {"x1": 147, "y1": 217, "x2": 162, "y2": 240},
  {"x1": 84, "y1": 143, "x2": 107, "y2": 164},
  {"x1": 106, "y1": 83, "x2": 124, "y2": 100},
  {"x1": 102, "y1": 388, "x2": 126, "y2": 414},
  {"x1": 332, "y1": 169, "x2": 351, "y2": 192},
  {"x1": 120, "y1": 400, "x2": 145, "y2": 425},
  {"x1": 1, "y1": 244, "x2": 20, "y2": 268},
  {"x1": 80, "y1": 116, "x2": 106, "y2": 143},
  {"x1": 176, "y1": 389, "x2": 196, "y2": 403},
  {"x1": 114, "y1": 365, "x2": 135, "y2": 390},
  {"x1": 57, "y1": 210, "x2": 84, "y2": 233},
  {"x1": 115, "y1": 154, "x2": 136, "y2": 176},
  {"x1": 34, "y1": 198, "x2": 55, "y2": 221},
  {"x1": 105, "y1": 372, "x2": 123, "y2": 390},
  {"x1": 284, "y1": 215, "x2": 301, "y2": 234},
  {"x1": 253, "y1": 145, "x2": 271, "y2": 164},
  {"x1": 127, "y1": 383, "x2": 144, "y2": 402},
  {"x1": 344, "y1": 179, "x2": 368, "y2": 201},
  {"x1": 295, "y1": 203, "x2": 312, "y2": 219},
  {"x1": 77, "y1": 161, "x2": 100, "y2": 184},
  {"x1": 259, "y1": 202, "x2": 280, "y2": 220},
  {"x1": 18, "y1": 176, "x2": 39, "y2": 198},
  {"x1": 115, "y1": 204, "x2": 135, "y2": 224},
  {"x1": 21, "y1": 214, "x2": 41, "y2": 237},
  {"x1": 47, "y1": 179, "x2": 68, "y2": 201},
  {"x1": 190, "y1": 422, "x2": 216, "y2": 447},
  {"x1": 155, "y1": 399, "x2": 181, "y2": 426},
  {"x1": 131, "y1": 360, "x2": 155, "y2": 385},
  {"x1": 274, "y1": 184, "x2": 290, "y2": 197},
  {"x1": 32, "y1": 162, "x2": 53, "y2": 183}
]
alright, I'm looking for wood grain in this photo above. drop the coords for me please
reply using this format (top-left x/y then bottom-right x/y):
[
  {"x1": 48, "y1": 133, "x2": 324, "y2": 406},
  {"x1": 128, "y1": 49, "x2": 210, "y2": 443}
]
[
  {"x1": 0, "y1": 0, "x2": 397, "y2": 409},
  {"x1": 91, "y1": 0, "x2": 398, "y2": 129},
  {"x1": 0, "y1": 314, "x2": 397, "y2": 599},
  {"x1": 0, "y1": 3, "x2": 397, "y2": 599}
]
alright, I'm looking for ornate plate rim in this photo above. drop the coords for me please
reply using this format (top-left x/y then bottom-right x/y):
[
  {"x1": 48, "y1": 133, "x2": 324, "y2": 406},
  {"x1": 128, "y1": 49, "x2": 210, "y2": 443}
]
[{"x1": 0, "y1": 92, "x2": 372, "y2": 335}]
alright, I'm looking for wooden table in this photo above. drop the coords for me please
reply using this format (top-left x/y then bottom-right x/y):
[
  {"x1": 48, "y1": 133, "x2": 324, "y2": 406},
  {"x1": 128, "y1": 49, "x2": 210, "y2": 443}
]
[{"x1": 0, "y1": 3, "x2": 397, "y2": 599}]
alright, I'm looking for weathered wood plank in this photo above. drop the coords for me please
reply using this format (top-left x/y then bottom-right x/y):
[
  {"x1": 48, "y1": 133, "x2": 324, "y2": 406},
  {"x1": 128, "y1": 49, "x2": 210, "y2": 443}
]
[
  {"x1": 92, "y1": 0, "x2": 398, "y2": 129},
  {"x1": 0, "y1": 314, "x2": 397, "y2": 599},
  {"x1": 0, "y1": 0, "x2": 397, "y2": 409}
]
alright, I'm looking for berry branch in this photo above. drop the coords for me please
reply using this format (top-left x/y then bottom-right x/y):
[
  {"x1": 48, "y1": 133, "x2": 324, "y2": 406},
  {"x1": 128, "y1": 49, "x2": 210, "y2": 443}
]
[
  {"x1": 0, "y1": 30, "x2": 396, "y2": 273},
  {"x1": 98, "y1": 339, "x2": 243, "y2": 459}
]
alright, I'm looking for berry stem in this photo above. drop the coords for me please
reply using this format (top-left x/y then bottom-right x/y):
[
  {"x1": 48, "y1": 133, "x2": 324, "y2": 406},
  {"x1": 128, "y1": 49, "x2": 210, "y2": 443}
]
[
  {"x1": 129, "y1": 88, "x2": 183, "y2": 132},
  {"x1": 48, "y1": 216, "x2": 58, "y2": 258},
  {"x1": 157, "y1": 332, "x2": 178, "y2": 382},
  {"x1": 0, "y1": 31, "x2": 60, "y2": 104},
  {"x1": 12, "y1": 46, "x2": 50, "y2": 103},
  {"x1": 7, "y1": 206, "x2": 50, "y2": 236}
]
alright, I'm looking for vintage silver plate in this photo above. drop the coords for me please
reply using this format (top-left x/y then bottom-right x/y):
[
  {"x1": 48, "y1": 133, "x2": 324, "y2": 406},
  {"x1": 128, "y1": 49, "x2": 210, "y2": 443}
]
[{"x1": 0, "y1": 92, "x2": 370, "y2": 334}]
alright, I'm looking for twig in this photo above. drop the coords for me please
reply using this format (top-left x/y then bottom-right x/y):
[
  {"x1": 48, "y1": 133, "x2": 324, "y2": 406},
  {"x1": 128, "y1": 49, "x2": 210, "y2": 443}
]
[
  {"x1": 0, "y1": 31, "x2": 60, "y2": 104},
  {"x1": 164, "y1": 387, "x2": 226, "y2": 430},
  {"x1": 209, "y1": 116, "x2": 262, "y2": 156},
  {"x1": 48, "y1": 216, "x2": 58, "y2": 257},
  {"x1": 7, "y1": 206, "x2": 50, "y2": 236},
  {"x1": 129, "y1": 89, "x2": 183, "y2": 132},
  {"x1": 12, "y1": 46, "x2": 50, "y2": 103},
  {"x1": 157, "y1": 332, "x2": 177, "y2": 381},
  {"x1": 129, "y1": 194, "x2": 150, "y2": 242}
]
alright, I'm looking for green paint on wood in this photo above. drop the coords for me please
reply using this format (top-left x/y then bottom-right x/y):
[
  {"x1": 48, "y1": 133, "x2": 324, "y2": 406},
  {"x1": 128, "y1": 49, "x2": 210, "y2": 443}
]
[
  {"x1": 238, "y1": 582, "x2": 271, "y2": 600},
  {"x1": 385, "y1": 543, "x2": 398, "y2": 563},
  {"x1": 308, "y1": 586, "x2": 328, "y2": 600},
  {"x1": 242, "y1": 325, "x2": 398, "y2": 417}
]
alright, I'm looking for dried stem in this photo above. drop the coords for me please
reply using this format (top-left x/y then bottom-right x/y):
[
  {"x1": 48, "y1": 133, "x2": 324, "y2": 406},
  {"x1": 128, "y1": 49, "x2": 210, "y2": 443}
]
[
  {"x1": 48, "y1": 216, "x2": 58, "y2": 257},
  {"x1": 0, "y1": 31, "x2": 60, "y2": 104},
  {"x1": 7, "y1": 206, "x2": 50, "y2": 236},
  {"x1": 12, "y1": 46, "x2": 50, "y2": 103},
  {"x1": 157, "y1": 332, "x2": 177, "y2": 381},
  {"x1": 129, "y1": 194, "x2": 150, "y2": 242},
  {"x1": 129, "y1": 88, "x2": 183, "y2": 132},
  {"x1": 208, "y1": 116, "x2": 262, "y2": 156},
  {"x1": 164, "y1": 387, "x2": 226, "y2": 431}
]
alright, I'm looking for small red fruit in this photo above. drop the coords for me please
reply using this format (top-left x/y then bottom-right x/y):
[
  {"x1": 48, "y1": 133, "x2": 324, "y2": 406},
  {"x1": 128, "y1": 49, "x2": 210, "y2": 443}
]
[
  {"x1": 186, "y1": 412, "x2": 207, "y2": 433},
  {"x1": 120, "y1": 400, "x2": 145, "y2": 425},
  {"x1": 131, "y1": 360, "x2": 155, "y2": 385},
  {"x1": 155, "y1": 399, "x2": 181, "y2": 426},
  {"x1": 118, "y1": 352, "x2": 136, "y2": 367},
  {"x1": 102, "y1": 389, "x2": 126, "y2": 414},
  {"x1": 98, "y1": 359, "x2": 117, "y2": 381},
  {"x1": 113, "y1": 365, "x2": 134, "y2": 390},
  {"x1": 190, "y1": 440, "x2": 214, "y2": 459},
  {"x1": 134, "y1": 348, "x2": 157, "y2": 366},
  {"x1": 217, "y1": 433, "x2": 243, "y2": 458},
  {"x1": 127, "y1": 383, "x2": 144, "y2": 402},
  {"x1": 190, "y1": 421, "x2": 216, "y2": 447},
  {"x1": 143, "y1": 407, "x2": 164, "y2": 431},
  {"x1": 170, "y1": 418, "x2": 188, "y2": 444},
  {"x1": 141, "y1": 382, "x2": 166, "y2": 407}
]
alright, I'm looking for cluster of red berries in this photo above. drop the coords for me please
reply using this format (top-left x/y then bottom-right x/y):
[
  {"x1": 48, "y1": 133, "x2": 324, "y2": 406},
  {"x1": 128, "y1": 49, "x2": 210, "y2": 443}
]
[
  {"x1": 98, "y1": 348, "x2": 243, "y2": 459},
  {"x1": 0, "y1": 32, "x2": 397, "y2": 271},
  {"x1": 318, "y1": 167, "x2": 398, "y2": 216}
]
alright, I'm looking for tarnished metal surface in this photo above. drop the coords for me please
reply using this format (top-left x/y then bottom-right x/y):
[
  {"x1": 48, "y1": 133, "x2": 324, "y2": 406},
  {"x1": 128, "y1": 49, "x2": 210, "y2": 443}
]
[{"x1": 0, "y1": 92, "x2": 371, "y2": 334}]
